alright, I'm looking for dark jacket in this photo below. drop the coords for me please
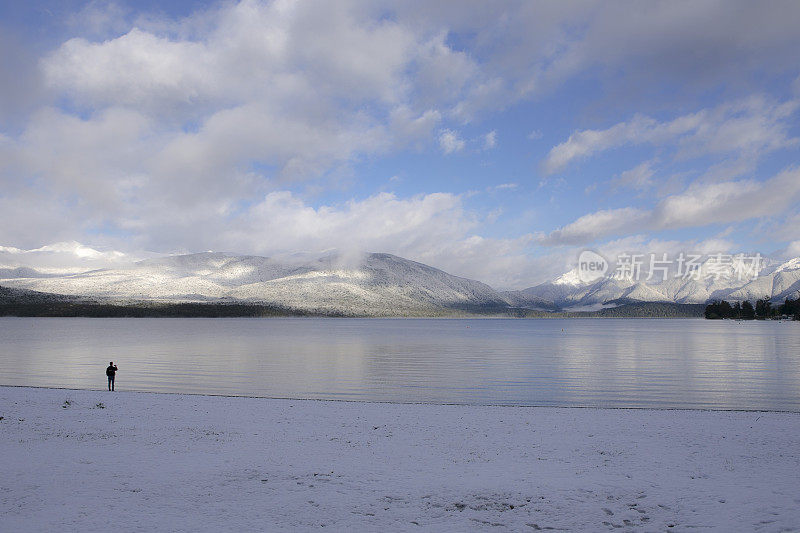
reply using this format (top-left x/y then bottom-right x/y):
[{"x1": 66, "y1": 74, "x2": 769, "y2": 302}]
[{"x1": 106, "y1": 365, "x2": 118, "y2": 377}]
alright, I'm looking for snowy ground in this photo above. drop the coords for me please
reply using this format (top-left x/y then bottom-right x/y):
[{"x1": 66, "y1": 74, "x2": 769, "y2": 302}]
[{"x1": 1, "y1": 386, "x2": 799, "y2": 532}]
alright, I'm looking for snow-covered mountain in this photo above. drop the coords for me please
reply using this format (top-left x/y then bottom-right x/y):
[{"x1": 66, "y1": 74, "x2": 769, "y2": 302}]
[
  {"x1": 3, "y1": 248, "x2": 799, "y2": 314},
  {"x1": 0, "y1": 252, "x2": 509, "y2": 316},
  {"x1": 504, "y1": 256, "x2": 800, "y2": 310}
]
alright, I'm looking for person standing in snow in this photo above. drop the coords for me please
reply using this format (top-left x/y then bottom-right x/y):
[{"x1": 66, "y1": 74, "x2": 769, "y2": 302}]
[{"x1": 106, "y1": 362, "x2": 118, "y2": 391}]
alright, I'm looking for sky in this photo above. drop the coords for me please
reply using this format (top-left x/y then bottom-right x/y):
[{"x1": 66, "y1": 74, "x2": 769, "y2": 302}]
[{"x1": 1, "y1": 0, "x2": 799, "y2": 289}]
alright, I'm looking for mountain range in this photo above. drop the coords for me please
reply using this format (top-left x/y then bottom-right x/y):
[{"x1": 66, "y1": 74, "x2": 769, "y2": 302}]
[
  {"x1": 0, "y1": 252, "x2": 508, "y2": 316},
  {"x1": 1, "y1": 250, "x2": 799, "y2": 316},
  {"x1": 504, "y1": 256, "x2": 800, "y2": 311}
]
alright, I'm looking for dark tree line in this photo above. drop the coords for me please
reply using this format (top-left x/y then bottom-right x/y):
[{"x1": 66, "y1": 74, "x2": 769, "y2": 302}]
[
  {"x1": 705, "y1": 297, "x2": 800, "y2": 320},
  {"x1": 0, "y1": 301, "x2": 313, "y2": 318}
]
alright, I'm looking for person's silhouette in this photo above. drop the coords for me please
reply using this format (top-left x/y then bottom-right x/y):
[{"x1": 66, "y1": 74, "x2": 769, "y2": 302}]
[{"x1": 106, "y1": 362, "x2": 118, "y2": 391}]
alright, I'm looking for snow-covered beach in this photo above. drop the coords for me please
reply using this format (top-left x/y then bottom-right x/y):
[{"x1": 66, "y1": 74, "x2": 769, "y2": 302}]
[{"x1": 2, "y1": 386, "x2": 799, "y2": 532}]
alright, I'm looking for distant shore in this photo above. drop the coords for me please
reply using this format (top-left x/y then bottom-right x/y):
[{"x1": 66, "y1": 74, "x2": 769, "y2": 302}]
[
  {"x1": 2, "y1": 386, "x2": 798, "y2": 531},
  {"x1": 0, "y1": 295, "x2": 706, "y2": 318}
]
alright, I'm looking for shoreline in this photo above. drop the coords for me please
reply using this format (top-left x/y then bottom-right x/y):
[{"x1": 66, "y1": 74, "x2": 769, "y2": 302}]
[
  {"x1": 2, "y1": 383, "x2": 798, "y2": 414},
  {"x1": 2, "y1": 385, "x2": 799, "y2": 531},
  {"x1": 0, "y1": 294, "x2": 707, "y2": 318}
]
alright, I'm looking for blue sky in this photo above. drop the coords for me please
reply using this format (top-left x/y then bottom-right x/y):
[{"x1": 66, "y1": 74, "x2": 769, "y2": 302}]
[{"x1": 1, "y1": 1, "x2": 799, "y2": 288}]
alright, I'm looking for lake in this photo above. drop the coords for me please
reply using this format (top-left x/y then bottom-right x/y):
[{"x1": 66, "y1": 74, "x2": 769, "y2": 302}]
[{"x1": 1, "y1": 317, "x2": 798, "y2": 410}]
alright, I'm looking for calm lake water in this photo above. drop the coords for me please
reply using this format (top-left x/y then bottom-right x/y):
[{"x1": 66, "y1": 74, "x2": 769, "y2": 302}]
[{"x1": 1, "y1": 317, "x2": 799, "y2": 410}]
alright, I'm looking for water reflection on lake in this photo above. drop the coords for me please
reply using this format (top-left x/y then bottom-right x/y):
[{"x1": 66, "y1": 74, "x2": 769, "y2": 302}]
[{"x1": 1, "y1": 317, "x2": 799, "y2": 410}]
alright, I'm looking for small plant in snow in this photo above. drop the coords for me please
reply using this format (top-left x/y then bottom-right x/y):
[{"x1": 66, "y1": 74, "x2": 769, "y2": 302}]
[
  {"x1": 95, "y1": 402, "x2": 105, "y2": 409},
  {"x1": 62, "y1": 399, "x2": 71, "y2": 408}
]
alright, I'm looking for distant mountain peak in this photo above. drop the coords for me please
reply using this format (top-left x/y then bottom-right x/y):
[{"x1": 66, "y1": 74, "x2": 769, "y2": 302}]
[
  {"x1": 552, "y1": 268, "x2": 587, "y2": 287},
  {"x1": 773, "y1": 257, "x2": 800, "y2": 273}
]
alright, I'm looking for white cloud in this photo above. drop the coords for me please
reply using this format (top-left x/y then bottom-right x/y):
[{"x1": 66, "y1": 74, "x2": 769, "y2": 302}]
[
  {"x1": 537, "y1": 207, "x2": 649, "y2": 246},
  {"x1": 0, "y1": 241, "x2": 135, "y2": 273},
  {"x1": 483, "y1": 130, "x2": 497, "y2": 150},
  {"x1": 16, "y1": 107, "x2": 153, "y2": 208},
  {"x1": 389, "y1": 107, "x2": 442, "y2": 149},
  {"x1": 35, "y1": 1, "x2": 485, "y2": 192},
  {"x1": 438, "y1": 129, "x2": 465, "y2": 154},
  {"x1": 785, "y1": 240, "x2": 800, "y2": 258},
  {"x1": 653, "y1": 167, "x2": 800, "y2": 228},
  {"x1": 543, "y1": 97, "x2": 799, "y2": 174},
  {"x1": 540, "y1": 167, "x2": 800, "y2": 245},
  {"x1": 225, "y1": 191, "x2": 472, "y2": 254},
  {"x1": 8, "y1": 1, "x2": 505, "y2": 253},
  {"x1": 43, "y1": 29, "x2": 212, "y2": 114},
  {"x1": 543, "y1": 115, "x2": 659, "y2": 174},
  {"x1": 169, "y1": 190, "x2": 522, "y2": 282},
  {"x1": 611, "y1": 160, "x2": 657, "y2": 191},
  {"x1": 412, "y1": 30, "x2": 479, "y2": 108},
  {"x1": 591, "y1": 235, "x2": 737, "y2": 265},
  {"x1": 1, "y1": 191, "x2": 539, "y2": 289},
  {"x1": 30, "y1": 241, "x2": 124, "y2": 260},
  {"x1": 216, "y1": 190, "x2": 529, "y2": 288},
  {"x1": 43, "y1": 1, "x2": 422, "y2": 113}
]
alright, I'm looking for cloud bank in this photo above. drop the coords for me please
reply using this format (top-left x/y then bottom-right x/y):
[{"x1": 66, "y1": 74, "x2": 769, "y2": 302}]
[{"x1": 1, "y1": 1, "x2": 800, "y2": 288}]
